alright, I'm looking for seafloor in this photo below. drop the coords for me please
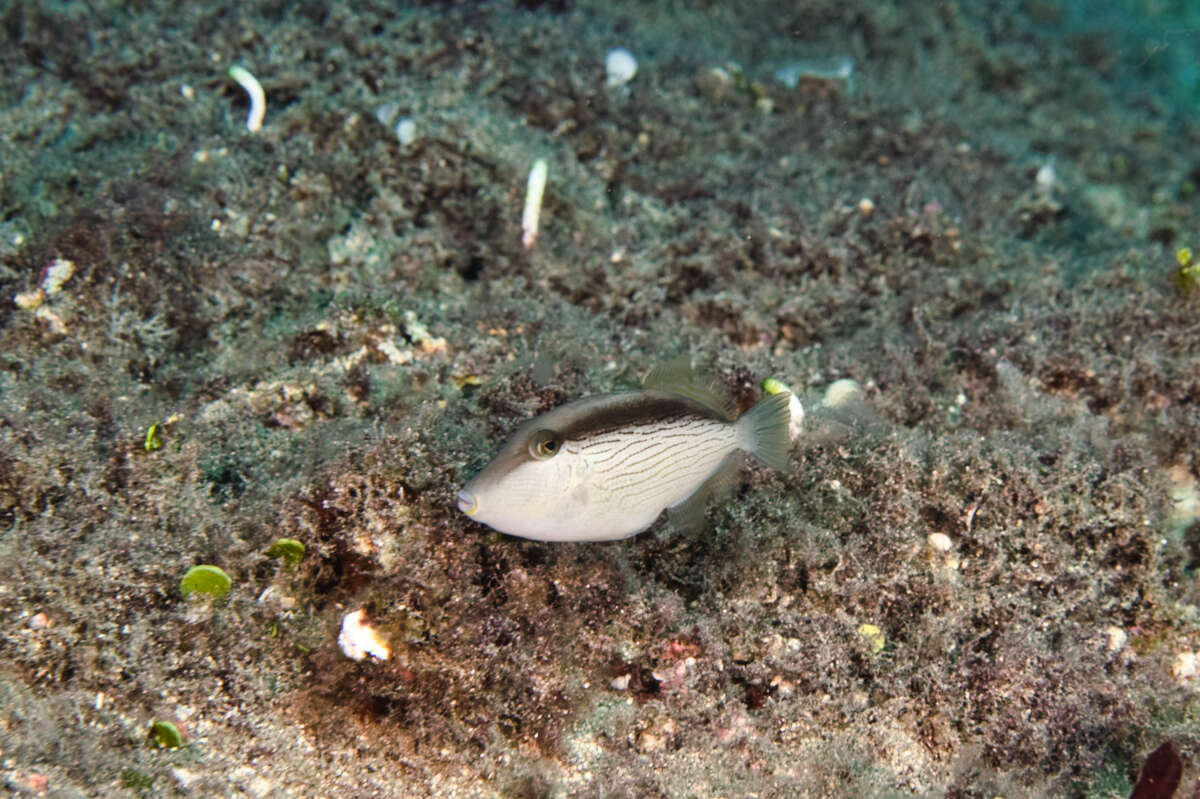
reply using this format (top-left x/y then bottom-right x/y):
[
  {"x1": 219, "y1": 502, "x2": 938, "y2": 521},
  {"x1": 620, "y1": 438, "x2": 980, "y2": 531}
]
[{"x1": 2, "y1": 1, "x2": 1200, "y2": 797}]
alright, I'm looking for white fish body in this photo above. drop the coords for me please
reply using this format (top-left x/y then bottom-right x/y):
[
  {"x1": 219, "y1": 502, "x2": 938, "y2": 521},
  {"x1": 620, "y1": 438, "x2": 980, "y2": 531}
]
[{"x1": 457, "y1": 366, "x2": 791, "y2": 542}]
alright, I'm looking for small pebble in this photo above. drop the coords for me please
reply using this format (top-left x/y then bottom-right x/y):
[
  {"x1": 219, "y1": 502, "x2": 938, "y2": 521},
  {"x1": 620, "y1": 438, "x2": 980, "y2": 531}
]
[
  {"x1": 695, "y1": 66, "x2": 733, "y2": 102},
  {"x1": 1035, "y1": 161, "x2": 1057, "y2": 193},
  {"x1": 927, "y1": 532, "x2": 953, "y2": 553},
  {"x1": 395, "y1": 117, "x2": 417, "y2": 146},
  {"x1": 1173, "y1": 650, "x2": 1198, "y2": 681},
  {"x1": 1104, "y1": 625, "x2": 1127, "y2": 653}
]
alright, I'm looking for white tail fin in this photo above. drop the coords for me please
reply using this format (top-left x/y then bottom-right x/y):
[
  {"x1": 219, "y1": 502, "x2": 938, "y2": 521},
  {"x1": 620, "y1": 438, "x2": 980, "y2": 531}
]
[{"x1": 737, "y1": 391, "x2": 792, "y2": 471}]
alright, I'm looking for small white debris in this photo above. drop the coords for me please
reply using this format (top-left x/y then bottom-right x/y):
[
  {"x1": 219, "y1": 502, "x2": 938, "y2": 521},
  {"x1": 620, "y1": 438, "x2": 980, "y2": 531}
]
[
  {"x1": 40, "y1": 257, "x2": 75, "y2": 294},
  {"x1": 180, "y1": 83, "x2": 195, "y2": 101},
  {"x1": 1174, "y1": 650, "x2": 1200, "y2": 681},
  {"x1": 375, "y1": 103, "x2": 418, "y2": 147},
  {"x1": 171, "y1": 767, "x2": 201, "y2": 791},
  {"x1": 394, "y1": 117, "x2": 417, "y2": 146},
  {"x1": 1035, "y1": 161, "x2": 1057, "y2": 196},
  {"x1": 35, "y1": 306, "x2": 68, "y2": 335},
  {"x1": 521, "y1": 158, "x2": 549, "y2": 250},
  {"x1": 857, "y1": 197, "x2": 875, "y2": 216},
  {"x1": 610, "y1": 673, "x2": 631, "y2": 691},
  {"x1": 227, "y1": 65, "x2": 266, "y2": 132},
  {"x1": 605, "y1": 48, "x2": 638, "y2": 88},
  {"x1": 338, "y1": 608, "x2": 390, "y2": 662},
  {"x1": 374, "y1": 338, "x2": 413, "y2": 366},
  {"x1": 775, "y1": 57, "x2": 854, "y2": 89},
  {"x1": 927, "y1": 532, "x2": 953, "y2": 553},
  {"x1": 13, "y1": 289, "x2": 43, "y2": 310},
  {"x1": 1104, "y1": 625, "x2": 1127, "y2": 654},
  {"x1": 374, "y1": 101, "x2": 401, "y2": 128}
]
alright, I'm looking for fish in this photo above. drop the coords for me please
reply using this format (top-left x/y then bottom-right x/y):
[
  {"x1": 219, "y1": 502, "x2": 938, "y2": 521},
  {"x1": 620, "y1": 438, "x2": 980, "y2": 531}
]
[{"x1": 456, "y1": 361, "x2": 792, "y2": 542}]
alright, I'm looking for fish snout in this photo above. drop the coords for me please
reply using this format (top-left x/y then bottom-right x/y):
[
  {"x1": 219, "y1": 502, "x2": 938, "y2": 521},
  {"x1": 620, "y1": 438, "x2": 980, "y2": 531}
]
[{"x1": 457, "y1": 489, "x2": 479, "y2": 516}]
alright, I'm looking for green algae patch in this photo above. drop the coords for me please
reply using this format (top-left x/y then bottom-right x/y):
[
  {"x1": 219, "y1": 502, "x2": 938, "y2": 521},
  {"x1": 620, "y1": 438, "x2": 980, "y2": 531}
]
[
  {"x1": 180, "y1": 565, "x2": 232, "y2": 599},
  {"x1": 144, "y1": 422, "x2": 164, "y2": 452},
  {"x1": 149, "y1": 720, "x2": 183, "y2": 749},
  {"x1": 266, "y1": 538, "x2": 305, "y2": 566}
]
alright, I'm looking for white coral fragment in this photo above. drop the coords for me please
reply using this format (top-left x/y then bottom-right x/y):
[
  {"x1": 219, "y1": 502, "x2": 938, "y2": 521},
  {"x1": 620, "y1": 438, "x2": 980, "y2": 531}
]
[
  {"x1": 338, "y1": 608, "x2": 390, "y2": 662},
  {"x1": 228, "y1": 65, "x2": 266, "y2": 132},
  {"x1": 521, "y1": 158, "x2": 548, "y2": 250},
  {"x1": 41, "y1": 257, "x2": 75, "y2": 294}
]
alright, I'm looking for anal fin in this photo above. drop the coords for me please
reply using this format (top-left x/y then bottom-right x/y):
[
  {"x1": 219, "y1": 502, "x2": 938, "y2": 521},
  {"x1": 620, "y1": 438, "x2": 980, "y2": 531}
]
[{"x1": 667, "y1": 453, "x2": 741, "y2": 533}]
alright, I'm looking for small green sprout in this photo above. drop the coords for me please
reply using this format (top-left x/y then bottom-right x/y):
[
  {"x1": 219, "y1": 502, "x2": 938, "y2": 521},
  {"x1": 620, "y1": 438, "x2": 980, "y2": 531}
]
[
  {"x1": 180, "y1": 565, "x2": 232, "y2": 599},
  {"x1": 265, "y1": 537, "x2": 305, "y2": 566},
  {"x1": 143, "y1": 414, "x2": 179, "y2": 452},
  {"x1": 149, "y1": 720, "x2": 183, "y2": 749},
  {"x1": 144, "y1": 422, "x2": 164, "y2": 452}
]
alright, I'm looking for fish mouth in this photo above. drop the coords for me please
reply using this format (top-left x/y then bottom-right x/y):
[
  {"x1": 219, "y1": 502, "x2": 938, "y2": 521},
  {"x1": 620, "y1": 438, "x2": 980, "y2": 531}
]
[{"x1": 456, "y1": 489, "x2": 479, "y2": 516}]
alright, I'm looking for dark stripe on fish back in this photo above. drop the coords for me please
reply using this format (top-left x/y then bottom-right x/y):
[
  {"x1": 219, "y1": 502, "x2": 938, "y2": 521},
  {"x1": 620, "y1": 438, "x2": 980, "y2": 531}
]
[{"x1": 551, "y1": 392, "x2": 730, "y2": 443}]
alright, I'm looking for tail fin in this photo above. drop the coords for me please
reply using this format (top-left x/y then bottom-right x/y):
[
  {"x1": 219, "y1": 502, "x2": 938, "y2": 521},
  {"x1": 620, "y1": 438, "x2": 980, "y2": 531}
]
[{"x1": 737, "y1": 391, "x2": 792, "y2": 471}]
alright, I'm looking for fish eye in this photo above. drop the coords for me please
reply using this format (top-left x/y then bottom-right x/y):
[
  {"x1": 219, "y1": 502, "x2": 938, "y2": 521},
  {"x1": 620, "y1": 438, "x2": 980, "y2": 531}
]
[{"x1": 528, "y1": 429, "x2": 562, "y2": 460}]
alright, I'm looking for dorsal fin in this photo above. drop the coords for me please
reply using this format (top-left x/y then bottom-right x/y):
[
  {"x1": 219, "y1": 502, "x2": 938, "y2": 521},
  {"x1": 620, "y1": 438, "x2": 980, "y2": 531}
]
[{"x1": 643, "y1": 357, "x2": 732, "y2": 420}]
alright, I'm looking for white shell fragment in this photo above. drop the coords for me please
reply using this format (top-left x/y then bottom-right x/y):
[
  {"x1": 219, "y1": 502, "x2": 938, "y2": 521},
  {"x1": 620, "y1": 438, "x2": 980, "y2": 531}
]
[
  {"x1": 374, "y1": 101, "x2": 401, "y2": 128},
  {"x1": 394, "y1": 117, "x2": 417, "y2": 146},
  {"x1": 1035, "y1": 161, "x2": 1057, "y2": 194},
  {"x1": 13, "y1": 290, "x2": 43, "y2": 310},
  {"x1": 337, "y1": 608, "x2": 390, "y2": 662},
  {"x1": 374, "y1": 103, "x2": 418, "y2": 146},
  {"x1": 927, "y1": 532, "x2": 953, "y2": 553},
  {"x1": 605, "y1": 48, "x2": 638, "y2": 88}
]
